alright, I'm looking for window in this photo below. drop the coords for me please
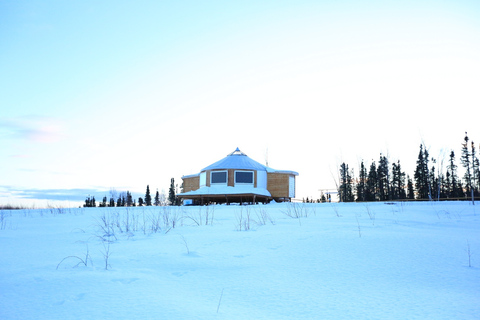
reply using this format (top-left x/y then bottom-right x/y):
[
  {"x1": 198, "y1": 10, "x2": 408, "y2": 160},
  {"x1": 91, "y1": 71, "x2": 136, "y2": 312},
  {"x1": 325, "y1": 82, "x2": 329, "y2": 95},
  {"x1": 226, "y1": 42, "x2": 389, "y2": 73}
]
[
  {"x1": 235, "y1": 171, "x2": 254, "y2": 185},
  {"x1": 211, "y1": 171, "x2": 227, "y2": 184}
]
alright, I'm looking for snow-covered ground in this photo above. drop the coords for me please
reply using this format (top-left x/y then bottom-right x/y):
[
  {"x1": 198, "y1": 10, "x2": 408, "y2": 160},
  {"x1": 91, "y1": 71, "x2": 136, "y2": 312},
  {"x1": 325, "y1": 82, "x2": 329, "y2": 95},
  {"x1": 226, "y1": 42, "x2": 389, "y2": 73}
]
[{"x1": 1, "y1": 201, "x2": 479, "y2": 319}]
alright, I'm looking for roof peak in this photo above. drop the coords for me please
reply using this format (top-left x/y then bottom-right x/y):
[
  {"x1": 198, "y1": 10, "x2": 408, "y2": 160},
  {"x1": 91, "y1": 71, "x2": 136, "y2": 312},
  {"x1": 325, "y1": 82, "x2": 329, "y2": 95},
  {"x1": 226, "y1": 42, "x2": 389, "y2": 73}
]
[{"x1": 228, "y1": 147, "x2": 247, "y2": 156}]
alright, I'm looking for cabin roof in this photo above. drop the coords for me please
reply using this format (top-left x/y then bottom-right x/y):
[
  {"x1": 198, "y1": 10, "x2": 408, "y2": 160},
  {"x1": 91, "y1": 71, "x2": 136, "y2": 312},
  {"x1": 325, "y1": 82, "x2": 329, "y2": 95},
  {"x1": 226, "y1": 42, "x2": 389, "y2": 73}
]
[{"x1": 201, "y1": 147, "x2": 271, "y2": 172}]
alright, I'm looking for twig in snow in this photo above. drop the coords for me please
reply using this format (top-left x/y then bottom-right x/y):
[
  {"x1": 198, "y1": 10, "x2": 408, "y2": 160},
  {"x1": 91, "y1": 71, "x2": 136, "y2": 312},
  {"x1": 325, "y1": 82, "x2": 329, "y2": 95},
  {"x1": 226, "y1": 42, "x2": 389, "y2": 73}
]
[{"x1": 217, "y1": 288, "x2": 224, "y2": 313}]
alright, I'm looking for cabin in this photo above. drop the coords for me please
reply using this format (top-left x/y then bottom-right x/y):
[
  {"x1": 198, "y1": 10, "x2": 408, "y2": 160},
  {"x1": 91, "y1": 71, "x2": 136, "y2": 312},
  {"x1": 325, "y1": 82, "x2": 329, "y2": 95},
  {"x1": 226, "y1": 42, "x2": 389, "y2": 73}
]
[{"x1": 177, "y1": 148, "x2": 298, "y2": 205}]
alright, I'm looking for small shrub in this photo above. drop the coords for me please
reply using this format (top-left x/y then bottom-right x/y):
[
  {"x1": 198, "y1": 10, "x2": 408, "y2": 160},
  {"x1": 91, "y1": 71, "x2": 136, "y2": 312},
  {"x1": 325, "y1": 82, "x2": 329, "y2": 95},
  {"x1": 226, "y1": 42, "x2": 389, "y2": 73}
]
[
  {"x1": 282, "y1": 202, "x2": 307, "y2": 218},
  {"x1": 254, "y1": 207, "x2": 275, "y2": 226},
  {"x1": 101, "y1": 242, "x2": 112, "y2": 270},
  {"x1": 364, "y1": 204, "x2": 375, "y2": 225},
  {"x1": 235, "y1": 207, "x2": 252, "y2": 231},
  {"x1": 56, "y1": 246, "x2": 92, "y2": 269}
]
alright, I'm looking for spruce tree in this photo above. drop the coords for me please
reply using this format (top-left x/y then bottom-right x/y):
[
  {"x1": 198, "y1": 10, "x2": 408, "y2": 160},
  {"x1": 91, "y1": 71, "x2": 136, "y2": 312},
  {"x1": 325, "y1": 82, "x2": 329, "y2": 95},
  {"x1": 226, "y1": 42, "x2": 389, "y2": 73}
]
[
  {"x1": 365, "y1": 162, "x2": 377, "y2": 201},
  {"x1": 391, "y1": 161, "x2": 406, "y2": 200},
  {"x1": 320, "y1": 193, "x2": 327, "y2": 203},
  {"x1": 471, "y1": 141, "x2": 480, "y2": 197},
  {"x1": 356, "y1": 161, "x2": 367, "y2": 202},
  {"x1": 439, "y1": 172, "x2": 447, "y2": 199},
  {"x1": 100, "y1": 196, "x2": 107, "y2": 207},
  {"x1": 461, "y1": 133, "x2": 474, "y2": 204},
  {"x1": 430, "y1": 163, "x2": 439, "y2": 200},
  {"x1": 145, "y1": 185, "x2": 152, "y2": 206},
  {"x1": 168, "y1": 178, "x2": 177, "y2": 205},
  {"x1": 445, "y1": 170, "x2": 452, "y2": 198},
  {"x1": 447, "y1": 150, "x2": 463, "y2": 198},
  {"x1": 338, "y1": 163, "x2": 354, "y2": 202},
  {"x1": 377, "y1": 155, "x2": 390, "y2": 201},
  {"x1": 84, "y1": 196, "x2": 91, "y2": 208},
  {"x1": 138, "y1": 197, "x2": 144, "y2": 206},
  {"x1": 154, "y1": 189, "x2": 160, "y2": 206},
  {"x1": 126, "y1": 191, "x2": 133, "y2": 207},
  {"x1": 407, "y1": 176, "x2": 415, "y2": 199},
  {"x1": 414, "y1": 144, "x2": 431, "y2": 200}
]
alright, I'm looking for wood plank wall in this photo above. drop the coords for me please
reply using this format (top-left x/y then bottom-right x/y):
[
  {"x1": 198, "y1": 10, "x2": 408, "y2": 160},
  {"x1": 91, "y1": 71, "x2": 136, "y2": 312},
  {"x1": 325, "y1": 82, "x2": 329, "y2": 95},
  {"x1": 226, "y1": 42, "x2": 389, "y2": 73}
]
[
  {"x1": 228, "y1": 169, "x2": 234, "y2": 187},
  {"x1": 182, "y1": 176, "x2": 200, "y2": 193},
  {"x1": 267, "y1": 172, "x2": 290, "y2": 198}
]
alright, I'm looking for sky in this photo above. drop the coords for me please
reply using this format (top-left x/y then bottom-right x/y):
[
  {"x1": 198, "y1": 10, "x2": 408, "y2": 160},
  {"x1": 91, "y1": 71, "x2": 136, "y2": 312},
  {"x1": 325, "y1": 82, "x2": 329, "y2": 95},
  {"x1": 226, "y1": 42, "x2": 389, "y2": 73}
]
[{"x1": 1, "y1": 0, "x2": 480, "y2": 207}]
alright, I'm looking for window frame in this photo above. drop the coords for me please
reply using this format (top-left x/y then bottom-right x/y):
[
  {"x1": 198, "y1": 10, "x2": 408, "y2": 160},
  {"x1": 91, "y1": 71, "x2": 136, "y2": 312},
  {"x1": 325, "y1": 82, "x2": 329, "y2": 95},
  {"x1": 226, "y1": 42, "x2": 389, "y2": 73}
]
[
  {"x1": 210, "y1": 170, "x2": 228, "y2": 185},
  {"x1": 234, "y1": 170, "x2": 254, "y2": 186}
]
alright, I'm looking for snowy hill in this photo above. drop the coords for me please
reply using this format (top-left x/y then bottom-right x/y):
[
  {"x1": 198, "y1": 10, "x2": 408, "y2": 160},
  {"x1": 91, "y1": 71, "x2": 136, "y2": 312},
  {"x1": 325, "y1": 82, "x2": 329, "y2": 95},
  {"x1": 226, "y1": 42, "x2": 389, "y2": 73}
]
[{"x1": 1, "y1": 202, "x2": 479, "y2": 319}]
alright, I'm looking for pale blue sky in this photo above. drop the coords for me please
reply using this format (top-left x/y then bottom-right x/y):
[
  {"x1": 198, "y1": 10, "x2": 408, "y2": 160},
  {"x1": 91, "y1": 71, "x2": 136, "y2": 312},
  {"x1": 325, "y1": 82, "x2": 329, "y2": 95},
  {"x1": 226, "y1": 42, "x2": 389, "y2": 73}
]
[{"x1": 1, "y1": 0, "x2": 480, "y2": 206}]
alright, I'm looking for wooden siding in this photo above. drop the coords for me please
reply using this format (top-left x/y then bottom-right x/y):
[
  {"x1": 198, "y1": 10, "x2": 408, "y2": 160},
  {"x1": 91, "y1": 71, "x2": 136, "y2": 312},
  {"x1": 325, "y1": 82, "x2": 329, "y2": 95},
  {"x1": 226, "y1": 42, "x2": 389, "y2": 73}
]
[
  {"x1": 182, "y1": 176, "x2": 199, "y2": 193},
  {"x1": 228, "y1": 169, "x2": 234, "y2": 187},
  {"x1": 267, "y1": 172, "x2": 291, "y2": 199}
]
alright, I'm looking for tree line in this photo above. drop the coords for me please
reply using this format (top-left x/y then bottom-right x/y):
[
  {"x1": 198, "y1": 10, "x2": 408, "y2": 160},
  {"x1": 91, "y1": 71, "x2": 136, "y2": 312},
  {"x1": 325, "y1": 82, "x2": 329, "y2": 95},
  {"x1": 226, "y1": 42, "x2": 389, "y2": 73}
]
[
  {"x1": 84, "y1": 178, "x2": 180, "y2": 207},
  {"x1": 337, "y1": 133, "x2": 480, "y2": 203}
]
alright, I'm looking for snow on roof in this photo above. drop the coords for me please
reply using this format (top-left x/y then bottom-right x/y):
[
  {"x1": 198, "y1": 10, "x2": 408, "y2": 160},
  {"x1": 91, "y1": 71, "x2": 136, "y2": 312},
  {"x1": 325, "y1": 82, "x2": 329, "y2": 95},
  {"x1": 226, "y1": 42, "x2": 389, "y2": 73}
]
[
  {"x1": 201, "y1": 148, "x2": 270, "y2": 172},
  {"x1": 178, "y1": 185, "x2": 272, "y2": 197}
]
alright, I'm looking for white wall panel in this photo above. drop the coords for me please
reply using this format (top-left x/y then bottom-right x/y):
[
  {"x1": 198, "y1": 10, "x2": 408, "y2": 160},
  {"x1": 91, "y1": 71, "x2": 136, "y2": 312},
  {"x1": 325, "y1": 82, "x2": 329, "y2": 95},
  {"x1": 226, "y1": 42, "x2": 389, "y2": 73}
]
[
  {"x1": 289, "y1": 175, "x2": 295, "y2": 198},
  {"x1": 257, "y1": 171, "x2": 267, "y2": 189},
  {"x1": 200, "y1": 172, "x2": 206, "y2": 187}
]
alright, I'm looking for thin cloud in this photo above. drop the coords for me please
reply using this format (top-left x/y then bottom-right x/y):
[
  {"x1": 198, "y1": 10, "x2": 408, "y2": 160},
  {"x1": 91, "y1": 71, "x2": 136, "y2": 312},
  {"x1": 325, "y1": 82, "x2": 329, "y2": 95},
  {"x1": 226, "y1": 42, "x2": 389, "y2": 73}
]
[
  {"x1": 0, "y1": 115, "x2": 65, "y2": 143},
  {"x1": 0, "y1": 186, "x2": 143, "y2": 202},
  {"x1": 0, "y1": 187, "x2": 101, "y2": 201},
  {"x1": 9, "y1": 154, "x2": 31, "y2": 158}
]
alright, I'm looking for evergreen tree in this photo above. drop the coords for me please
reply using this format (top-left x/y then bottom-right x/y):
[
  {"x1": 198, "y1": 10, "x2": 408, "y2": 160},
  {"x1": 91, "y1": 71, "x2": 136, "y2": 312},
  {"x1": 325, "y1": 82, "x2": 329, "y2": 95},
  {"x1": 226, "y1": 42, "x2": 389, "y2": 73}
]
[
  {"x1": 138, "y1": 197, "x2": 144, "y2": 206},
  {"x1": 168, "y1": 178, "x2": 177, "y2": 205},
  {"x1": 447, "y1": 150, "x2": 463, "y2": 198},
  {"x1": 471, "y1": 141, "x2": 480, "y2": 197},
  {"x1": 99, "y1": 196, "x2": 107, "y2": 207},
  {"x1": 377, "y1": 155, "x2": 390, "y2": 201},
  {"x1": 154, "y1": 189, "x2": 160, "y2": 206},
  {"x1": 356, "y1": 160, "x2": 367, "y2": 202},
  {"x1": 116, "y1": 196, "x2": 122, "y2": 207},
  {"x1": 445, "y1": 170, "x2": 452, "y2": 197},
  {"x1": 126, "y1": 191, "x2": 133, "y2": 207},
  {"x1": 338, "y1": 163, "x2": 354, "y2": 202},
  {"x1": 109, "y1": 197, "x2": 115, "y2": 207},
  {"x1": 414, "y1": 144, "x2": 431, "y2": 200},
  {"x1": 320, "y1": 193, "x2": 327, "y2": 203},
  {"x1": 430, "y1": 162, "x2": 439, "y2": 200},
  {"x1": 407, "y1": 176, "x2": 415, "y2": 199},
  {"x1": 145, "y1": 185, "x2": 152, "y2": 206},
  {"x1": 84, "y1": 196, "x2": 91, "y2": 208},
  {"x1": 439, "y1": 173, "x2": 448, "y2": 199},
  {"x1": 91, "y1": 196, "x2": 96, "y2": 207},
  {"x1": 391, "y1": 161, "x2": 406, "y2": 200},
  {"x1": 365, "y1": 162, "x2": 377, "y2": 201},
  {"x1": 461, "y1": 133, "x2": 474, "y2": 204}
]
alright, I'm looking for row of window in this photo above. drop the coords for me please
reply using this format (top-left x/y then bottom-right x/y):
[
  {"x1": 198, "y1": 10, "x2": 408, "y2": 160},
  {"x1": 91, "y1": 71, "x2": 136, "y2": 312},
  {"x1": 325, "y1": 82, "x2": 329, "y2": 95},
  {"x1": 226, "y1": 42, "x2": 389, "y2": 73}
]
[{"x1": 211, "y1": 170, "x2": 254, "y2": 185}]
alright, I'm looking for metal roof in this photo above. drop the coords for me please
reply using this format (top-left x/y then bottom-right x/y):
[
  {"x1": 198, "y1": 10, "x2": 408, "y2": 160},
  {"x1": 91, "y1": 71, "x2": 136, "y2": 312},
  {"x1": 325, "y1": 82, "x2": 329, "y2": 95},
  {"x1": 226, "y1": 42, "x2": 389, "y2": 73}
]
[{"x1": 201, "y1": 148, "x2": 269, "y2": 172}]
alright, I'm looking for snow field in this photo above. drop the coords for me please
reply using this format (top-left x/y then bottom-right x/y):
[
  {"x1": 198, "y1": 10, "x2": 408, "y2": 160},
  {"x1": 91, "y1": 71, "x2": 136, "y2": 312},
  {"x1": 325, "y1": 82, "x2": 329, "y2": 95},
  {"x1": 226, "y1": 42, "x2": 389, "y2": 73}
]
[{"x1": 0, "y1": 202, "x2": 479, "y2": 319}]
